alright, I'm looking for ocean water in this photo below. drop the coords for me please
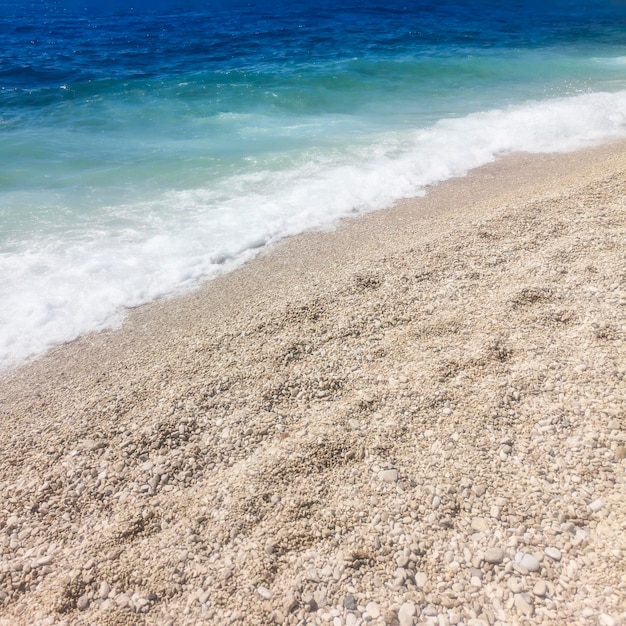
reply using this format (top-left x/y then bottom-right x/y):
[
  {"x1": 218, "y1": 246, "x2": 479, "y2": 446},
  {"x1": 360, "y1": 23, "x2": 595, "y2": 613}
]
[{"x1": 1, "y1": 0, "x2": 626, "y2": 369}]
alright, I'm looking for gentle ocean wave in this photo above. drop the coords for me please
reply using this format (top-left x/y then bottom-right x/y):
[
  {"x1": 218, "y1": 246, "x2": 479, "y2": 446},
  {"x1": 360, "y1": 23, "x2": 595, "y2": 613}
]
[{"x1": 1, "y1": 1, "x2": 625, "y2": 368}]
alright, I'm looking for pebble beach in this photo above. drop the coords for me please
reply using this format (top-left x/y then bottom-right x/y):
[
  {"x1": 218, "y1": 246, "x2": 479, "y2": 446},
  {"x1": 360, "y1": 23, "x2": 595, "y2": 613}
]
[{"x1": 0, "y1": 143, "x2": 625, "y2": 625}]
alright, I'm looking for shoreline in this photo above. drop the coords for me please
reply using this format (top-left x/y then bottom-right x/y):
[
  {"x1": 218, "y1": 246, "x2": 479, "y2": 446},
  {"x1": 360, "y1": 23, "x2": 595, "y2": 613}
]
[
  {"x1": 2, "y1": 140, "x2": 625, "y2": 385},
  {"x1": 1, "y1": 142, "x2": 625, "y2": 625}
]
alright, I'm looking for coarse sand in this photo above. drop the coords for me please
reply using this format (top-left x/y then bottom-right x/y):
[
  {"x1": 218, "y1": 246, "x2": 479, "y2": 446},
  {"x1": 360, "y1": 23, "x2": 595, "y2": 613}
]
[{"x1": 0, "y1": 142, "x2": 625, "y2": 625}]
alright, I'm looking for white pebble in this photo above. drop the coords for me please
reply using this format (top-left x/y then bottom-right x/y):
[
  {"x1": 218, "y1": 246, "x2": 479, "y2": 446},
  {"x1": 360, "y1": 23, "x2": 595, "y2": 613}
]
[
  {"x1": 365, "y1": 602, "x2": 380, "y2": 619},
  {"x1": 588, "y1": 499, "x2": 606, "y2": 512},
  {"x1": 544, "y1": 547, "x2": 561, "y2": 561},
  {"x1": 533, "y1": 580, "x2": 547, "y2": 597},
  {"x1": 514, "y1": 593, "x2": 534, "y2": 617},
  {"x1": 99, "y1": 581, "x2": 111, "y2": 600},
  {"x1": 471, "y1": 517, "x2": 489, "y2": 532},
  {"x1": 379, "y1": 469, "x2": 398, "y2": 483},
  {"x1": 398, "y1": 602, "x2": 417, "y2": 626},
  {"x1": 515, "y1": 552, "x2": 540, "y2": 572}
]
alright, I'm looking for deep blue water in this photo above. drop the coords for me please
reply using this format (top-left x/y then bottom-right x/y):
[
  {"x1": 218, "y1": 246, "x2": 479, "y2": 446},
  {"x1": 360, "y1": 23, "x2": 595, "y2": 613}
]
[{"x1": 1, "y1": 0, "x2": 626, "y2": 368}]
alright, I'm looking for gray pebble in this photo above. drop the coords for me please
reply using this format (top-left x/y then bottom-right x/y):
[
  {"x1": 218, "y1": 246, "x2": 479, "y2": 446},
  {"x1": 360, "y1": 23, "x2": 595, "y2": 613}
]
[{"x1": 343, "y1": 594, "x2": 357, "y2": 611}]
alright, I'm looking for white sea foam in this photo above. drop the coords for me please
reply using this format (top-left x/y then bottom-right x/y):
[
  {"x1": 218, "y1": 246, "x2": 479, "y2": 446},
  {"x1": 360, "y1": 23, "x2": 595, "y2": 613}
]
[{"x1": 1, "y1": 90, "x2": 625, "y2": 369}]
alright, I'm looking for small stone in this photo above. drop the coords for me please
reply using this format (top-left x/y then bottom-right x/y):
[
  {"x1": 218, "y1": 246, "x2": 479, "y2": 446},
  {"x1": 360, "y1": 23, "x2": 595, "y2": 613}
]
[
  {"x1": 302, "y1": 593, "x2": 318, "y2": 612},
  {"x1": 512, "y1": 560, "x2": 528, "y2": 575},
  {"x1": 379, "y1": 469, "x2": 398, "y2": 484},
  {"x1": 396, "y1": 554, "x2": 410, "y2": 568},
  {"x1": 115, "y1": 593, "x2": 130, "y2": 608},
  {"x1": 415, "y1": 572, "x2": 428, "y2": 588},
  {"x1": 484, "y1": 548, "x2": 504, "y2": 564},
  {"x1": 599, "y1": 614, "x2": 617, "y2": 626},
  {"x1": 257, "y1": 586, "x2": 272, "y2": 600},
  {"x1": 607, "y1": 419, "x2": 621, "y2": 431},
  {"x1": 514, "y1": 593, "x2": 534, "y2": 617},
  {"x1": 471, "y1": 517, "x2": 489, "y2": 532},
  {"x1": 365, "y1": 602, "x2": 380, "y2": 619},
  {"x1": 77, "y1": 595, "x2": 90, "y2": 611},
  {"x1": 474, "y1": 484, "x2": 487, "y2": 497},
  {"x1": 398, "y1": 602, "x2": 417, "y2": 626},
  {"x1": 588, "y1": 499, "x2": 606, "y2": 512},
  {"x1": 283, "y1": 594, "x2": 298, "y2": 614},
  {"x1": 515, "y1": 552, "x2": 540, "y2": 572},
  {"x1": 85, "y1": 439, "x2": 107, "y2": 452},
  {"x1": 99, "y1": 581, "x2": 111, "y2": 600},
  {"x1": 544, "y1": 547, "x2": 561, "y2": 561},
  {"x1": 532, "y1": 580, "x2": 547, "y2": 597},
  {"x1": 313, "y1": 589, "x2": 327, "y2": 608},
  {"x1": 343, "y1": 594, "x2": 357, "y2": 611},
  {"x1": 614, "y1": 446, "x2": 626, "y2": 461}
]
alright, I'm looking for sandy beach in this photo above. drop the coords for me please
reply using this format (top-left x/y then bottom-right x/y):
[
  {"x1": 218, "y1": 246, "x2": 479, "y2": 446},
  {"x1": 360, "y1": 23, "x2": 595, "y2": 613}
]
[{"x1": 0, "y1": 142, "x2": 625, "y2": 625}]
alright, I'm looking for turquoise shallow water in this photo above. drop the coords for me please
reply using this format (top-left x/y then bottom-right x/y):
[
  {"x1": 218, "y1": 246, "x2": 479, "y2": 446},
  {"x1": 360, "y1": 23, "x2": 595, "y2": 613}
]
[{"x1": 1, "y1": 0, "x2": 626, "y2": 368}]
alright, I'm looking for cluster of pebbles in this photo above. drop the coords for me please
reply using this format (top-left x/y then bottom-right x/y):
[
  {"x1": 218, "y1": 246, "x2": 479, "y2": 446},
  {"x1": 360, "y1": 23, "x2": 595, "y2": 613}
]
[{"x1": 0, "y1": 147, "x2": 624, "y2": 625}]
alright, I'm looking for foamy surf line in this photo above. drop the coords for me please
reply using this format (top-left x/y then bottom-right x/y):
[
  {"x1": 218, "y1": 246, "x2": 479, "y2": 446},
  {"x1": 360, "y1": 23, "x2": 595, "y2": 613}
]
[{"x1": 1, "y1": 90, "x2": 626, "y2": 370}]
